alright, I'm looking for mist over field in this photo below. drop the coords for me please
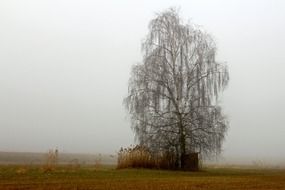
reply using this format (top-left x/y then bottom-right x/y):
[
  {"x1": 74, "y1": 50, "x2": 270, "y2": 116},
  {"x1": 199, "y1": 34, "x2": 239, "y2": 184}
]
[{"x1": 0, "y1": 0, "x2": 285, "y2": 166}]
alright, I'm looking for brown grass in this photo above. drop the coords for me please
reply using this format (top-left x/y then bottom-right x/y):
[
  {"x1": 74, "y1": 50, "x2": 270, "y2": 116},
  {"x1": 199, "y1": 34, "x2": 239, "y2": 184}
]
[
  {"x1": 0, "y1": 165, "x2": 285, "y2": 190},
  {"x1": 15, "y1": 166, "x2": 28, "y2": 175}
]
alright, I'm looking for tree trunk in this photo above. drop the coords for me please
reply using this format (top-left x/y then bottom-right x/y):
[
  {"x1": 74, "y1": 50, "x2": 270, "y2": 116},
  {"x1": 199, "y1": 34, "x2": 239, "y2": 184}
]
[
  {"x1": 180, "y1": 135, "x2": 186, "y2": 169},
  {"x1": 178, "y1": 114, "x2": 186, "y2": 169}
]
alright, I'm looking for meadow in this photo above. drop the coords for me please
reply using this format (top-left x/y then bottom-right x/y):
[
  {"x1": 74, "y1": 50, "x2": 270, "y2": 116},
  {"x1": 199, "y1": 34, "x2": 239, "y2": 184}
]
[{"x1": 0, "y1": 164, "x2": 285, "y2": 190}]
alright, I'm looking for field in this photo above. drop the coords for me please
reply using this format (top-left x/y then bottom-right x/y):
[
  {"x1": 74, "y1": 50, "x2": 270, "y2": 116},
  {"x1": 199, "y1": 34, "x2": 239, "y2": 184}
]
[
  {"x1": 1, "y1": 165, "x2": 285, "y2": 190},
  {"x1": 0, "y1": 152, "x2": 116, "y2": 165}
]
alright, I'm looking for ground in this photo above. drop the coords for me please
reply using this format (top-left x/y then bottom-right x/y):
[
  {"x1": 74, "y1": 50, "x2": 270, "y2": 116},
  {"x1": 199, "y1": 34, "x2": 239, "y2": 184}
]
[{"x1": 0, "y1": 165, "x2": 285, "y2": 190}]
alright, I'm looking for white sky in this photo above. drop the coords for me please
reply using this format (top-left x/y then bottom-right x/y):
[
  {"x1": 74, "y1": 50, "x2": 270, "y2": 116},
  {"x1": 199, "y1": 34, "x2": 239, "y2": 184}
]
[{"x1": 0, "y1": 0, "x2": 285, "y2": 163}]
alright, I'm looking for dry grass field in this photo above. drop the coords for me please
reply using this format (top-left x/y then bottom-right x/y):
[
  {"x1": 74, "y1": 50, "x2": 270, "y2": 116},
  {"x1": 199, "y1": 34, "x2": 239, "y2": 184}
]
[
  {"x1": 0, "y1": 165, "x2": 285, "y2": 190},
  {"x1": 0, "y1": 152, "x2": 116, "y2": 165}
]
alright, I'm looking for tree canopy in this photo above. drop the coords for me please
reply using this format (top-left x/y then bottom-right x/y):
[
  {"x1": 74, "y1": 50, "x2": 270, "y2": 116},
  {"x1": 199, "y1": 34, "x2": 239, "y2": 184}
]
[{"x1": 124, "y1": 8, "x2": 229, "y2": 169}]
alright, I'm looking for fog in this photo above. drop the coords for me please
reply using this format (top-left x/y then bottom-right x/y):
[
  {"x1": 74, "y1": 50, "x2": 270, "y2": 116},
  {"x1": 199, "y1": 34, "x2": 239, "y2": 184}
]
[{"x1": 0, "y1": 0, "x2": 285, "y2": 164}]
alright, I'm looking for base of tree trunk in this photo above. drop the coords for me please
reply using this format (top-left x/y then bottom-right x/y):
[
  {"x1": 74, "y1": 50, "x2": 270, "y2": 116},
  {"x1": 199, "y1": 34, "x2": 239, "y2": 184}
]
[{"x1": 182, "y1": 153, "x2": 199, "y2": 171}]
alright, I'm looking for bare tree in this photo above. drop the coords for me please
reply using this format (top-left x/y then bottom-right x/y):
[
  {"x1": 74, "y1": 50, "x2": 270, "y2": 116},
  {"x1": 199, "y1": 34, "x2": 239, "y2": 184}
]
[{"x1": 124, "y1": 8, "x2": 229, "y2": 169}]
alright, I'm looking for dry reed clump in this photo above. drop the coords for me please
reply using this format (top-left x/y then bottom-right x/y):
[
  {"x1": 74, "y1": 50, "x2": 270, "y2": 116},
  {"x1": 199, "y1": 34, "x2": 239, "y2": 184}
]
[
  {"x1": 42, "y1": 149, "x2": 59, "y2": 173},
  {"x1": 117, "y1": 145, "x2": 157, "y2": 169},
  {"x1": 117, "y1": 145, "x2": 197, "y2": 170}
]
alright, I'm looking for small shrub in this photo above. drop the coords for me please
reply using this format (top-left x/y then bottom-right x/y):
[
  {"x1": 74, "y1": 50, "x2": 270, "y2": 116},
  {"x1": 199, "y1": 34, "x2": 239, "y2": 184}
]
[
  {"x1": 42, "y1": 149, "x2": 59, "y2": 173},
  {"x1": 94, "y1": 154, "x2": 102, "y2": 170}
]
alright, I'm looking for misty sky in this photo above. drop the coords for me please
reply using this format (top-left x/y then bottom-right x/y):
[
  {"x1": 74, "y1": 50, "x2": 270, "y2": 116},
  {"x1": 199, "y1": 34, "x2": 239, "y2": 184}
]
[{"x1": 0, "y1": 0, "x2": 285, "y2": 162}]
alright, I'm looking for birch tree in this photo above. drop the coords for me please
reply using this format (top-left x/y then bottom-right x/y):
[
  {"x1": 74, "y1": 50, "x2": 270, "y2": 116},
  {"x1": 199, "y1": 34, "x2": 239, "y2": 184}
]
[{"x1": 124, "y1": 8, "x2": 229, "y2": 169}]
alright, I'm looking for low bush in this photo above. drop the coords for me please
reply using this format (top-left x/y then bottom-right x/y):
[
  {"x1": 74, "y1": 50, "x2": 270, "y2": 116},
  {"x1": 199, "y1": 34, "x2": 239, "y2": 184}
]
[
  {"x1": 117, "y1": 145, "x2": 156, "y2": 169},
  {"x1": 117, "y1": 145, "x2": 178, "y2": 170},
  {"x1": 42, "y1": 149, "x2": 59, "y2": 172}
]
